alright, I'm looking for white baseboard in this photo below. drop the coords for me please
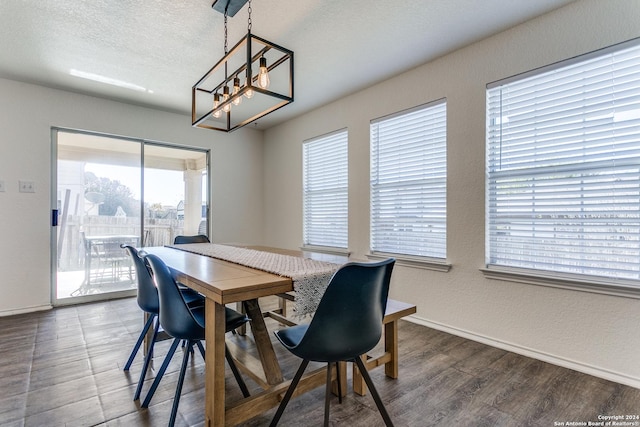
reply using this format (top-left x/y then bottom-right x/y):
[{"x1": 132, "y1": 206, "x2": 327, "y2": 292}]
[
  {"x1": 405, "y1": 315, "x2": 640, "y2": 390},
  {"x1": 0, "y1": 304, "x2": 52, "y2": 317}
]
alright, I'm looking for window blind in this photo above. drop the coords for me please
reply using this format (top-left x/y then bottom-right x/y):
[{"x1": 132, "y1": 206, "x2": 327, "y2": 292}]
[
  {"x1": 486, "y1": 40, "x2": 640, "y2": 283},
  {"x1": 303, "y1": 130, "x2": 348, "y2": 249},
  {"x1": 370, "y1": 100, "x2": 447, "y2": 258}
]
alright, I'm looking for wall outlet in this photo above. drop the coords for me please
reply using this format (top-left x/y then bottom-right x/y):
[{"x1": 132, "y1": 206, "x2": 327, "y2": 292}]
[
  {"x1": 0, "y1": 180, "x2": 5, "y2": 192},
  {"x1": 19, "y1": 180, "x2": 35, "y2": 193}
]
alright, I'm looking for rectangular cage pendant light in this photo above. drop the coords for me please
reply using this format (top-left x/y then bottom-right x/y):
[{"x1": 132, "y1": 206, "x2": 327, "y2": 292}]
[{"x1": 192, "y1": 2, "x2": 294, "y2": 132}]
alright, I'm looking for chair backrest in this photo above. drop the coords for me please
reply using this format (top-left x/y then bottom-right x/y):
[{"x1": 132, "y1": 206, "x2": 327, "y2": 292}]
[
  {"x1": 294, "y1": 258, "x2": 395, "y2": 362},
  {"x1": 173, "y1": 235, "x2": 210, "y2": 244},
  {"x1": 122, "y1": 245, "x2": 158, "y2": 314},
  {"x1": 144, "y1": 254, "x2": 204, "y2": 340}
]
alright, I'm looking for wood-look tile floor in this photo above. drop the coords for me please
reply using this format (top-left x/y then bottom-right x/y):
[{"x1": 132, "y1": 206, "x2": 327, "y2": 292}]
[{"x1": 0, "y1": 297, "x2": 637, "y2": 426}]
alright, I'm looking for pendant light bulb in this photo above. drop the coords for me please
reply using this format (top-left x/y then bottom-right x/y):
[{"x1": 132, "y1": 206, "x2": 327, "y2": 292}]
[
  {"x1": 244, "y1": 73, "x2": 254, "y2": 99},
  {"x1": 222, "y1": 86, "x2": 231, "y2": 112},
  {"x1": 232, "y1": 77, "x2": 242, "y2": 105},
  {"x1": 212, "y1": 93, "x2": 221, "y2": 118},
  {"x1": 258, "y1": 56, "x2": 270, "y2": 89}
]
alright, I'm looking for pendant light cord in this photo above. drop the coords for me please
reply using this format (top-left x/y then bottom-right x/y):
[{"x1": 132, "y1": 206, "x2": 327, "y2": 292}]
[
  {"x1": 223, "y1": 10, "x2": 228, "y2": 79},
  {"x1": 224, "y1": 12, "x2": 228, "y2": 54}
]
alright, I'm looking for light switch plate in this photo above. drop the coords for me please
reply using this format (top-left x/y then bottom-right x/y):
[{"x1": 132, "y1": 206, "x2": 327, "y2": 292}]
[
  {"x1": 0, "y1": 180, "x2": 5, "y2": 192},
  {"x1": 19, "y1": 180, "x2": 35, "y2": 193}
]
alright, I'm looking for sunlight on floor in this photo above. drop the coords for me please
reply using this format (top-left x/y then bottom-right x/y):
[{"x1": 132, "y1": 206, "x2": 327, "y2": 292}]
[{"x1": 57, "y1": 269, "x2": 136, "y2": 300}]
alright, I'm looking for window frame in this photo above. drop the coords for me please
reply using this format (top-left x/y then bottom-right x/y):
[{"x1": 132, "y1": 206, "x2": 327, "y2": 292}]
[
  {"x1": 369, "y1": 99, "x2": 450, "y2": 271},
  {"x1": 484, "y1": 38, "x2": 640, "y2": 298},
  {"x1": 302, "y1": 128, "x2": 349, "y2": 253}
]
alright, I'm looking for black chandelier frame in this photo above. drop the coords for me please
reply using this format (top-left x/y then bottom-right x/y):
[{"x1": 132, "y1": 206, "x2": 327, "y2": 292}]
[{"x1": 192, "y1": 1, "x2": 294, "y2": 132}]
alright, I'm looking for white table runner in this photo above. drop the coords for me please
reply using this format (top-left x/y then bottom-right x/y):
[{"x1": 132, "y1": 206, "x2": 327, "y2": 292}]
[{"x1": 168, "y1": 243, "x2": 342, "y2": 317}]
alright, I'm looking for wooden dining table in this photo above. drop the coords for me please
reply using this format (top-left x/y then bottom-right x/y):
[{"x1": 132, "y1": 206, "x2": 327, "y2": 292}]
[{"x1": 142, "y1": 245, "x2": 346, "y2": 426}]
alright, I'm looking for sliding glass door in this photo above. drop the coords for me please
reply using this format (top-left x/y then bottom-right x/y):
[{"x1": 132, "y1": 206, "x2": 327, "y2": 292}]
[{"x1": 52, "y1": 130, "x2": 208, "y2": 305}]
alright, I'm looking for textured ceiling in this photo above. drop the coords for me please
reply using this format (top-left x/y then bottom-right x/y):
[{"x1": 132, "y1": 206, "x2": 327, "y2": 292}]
[{"x1": 0, "y1": 0, "x2": 575, "y2": 129}]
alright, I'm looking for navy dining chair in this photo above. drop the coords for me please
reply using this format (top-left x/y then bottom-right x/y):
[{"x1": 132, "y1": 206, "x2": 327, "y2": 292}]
[
  {"x1": 121, "y1": 245, "x2": 204, "y2": 401},
  {"x1": 173, "y1": 234, "x2": 210, "y2": 244},
  {"x1": 269, "y1": 258, "x2": 396, "y2": 427},
  {"x1": 142, "y1": 254, "x2": 250, "y2": 427}
]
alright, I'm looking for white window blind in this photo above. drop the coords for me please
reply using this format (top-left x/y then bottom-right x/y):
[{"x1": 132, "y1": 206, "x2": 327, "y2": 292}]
[
  {"x1": 370, "y1": 100, "x2": 447, "y2": 258},
  {"x1": 486, "y1": 40, "x2": 640, "y2": 284},
  {"x1": 303, "y1": 130, "x2": 348, "y2": 249}
]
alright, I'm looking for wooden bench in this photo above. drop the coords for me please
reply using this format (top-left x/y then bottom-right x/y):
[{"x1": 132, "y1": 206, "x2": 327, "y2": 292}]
[
  {"x1": 353, "y1": 299, "x2": 417, "y2": 395},
  {"x1": 262, "y1": 292, "x2": 297, "y2": 326}
]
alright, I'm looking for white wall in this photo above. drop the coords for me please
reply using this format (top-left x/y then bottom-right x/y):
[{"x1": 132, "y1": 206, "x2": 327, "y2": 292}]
[
  {"x1": 262, "y1": 0, "x2": 640, "y2": 388},
  {"x1": 0, "y1": 78, "x2": 264, "y2": 315}
]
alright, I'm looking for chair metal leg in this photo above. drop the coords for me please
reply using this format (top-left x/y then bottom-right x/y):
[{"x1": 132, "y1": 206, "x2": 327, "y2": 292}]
[
  {"x1": 168, "y1": 340, "x2": 193, "y2": 427},
  {"x1": 269, "y1": 359, "x2": 310, "y2": 427},
  {"x1": 225, "y1": 346, "x2": 250, "y2": 398},
  {"x1": 324, "y1": 363, "x2": 332, "y2": 427},
  {"x1": 354, "y1": 357, "x2": 394, "y2": 427},
  {"x1": 196, "y1": 340, "x2": 206, "y2": 359},
  {"x1": 133, "y1": 317, "x2": 160, "y2": 400},
  {"x1": 141, "y1": 338, "x2": 181, "y2": 408},
  {"x1": 124, "y1": 313, "x2": 155, "y2": 371}
]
